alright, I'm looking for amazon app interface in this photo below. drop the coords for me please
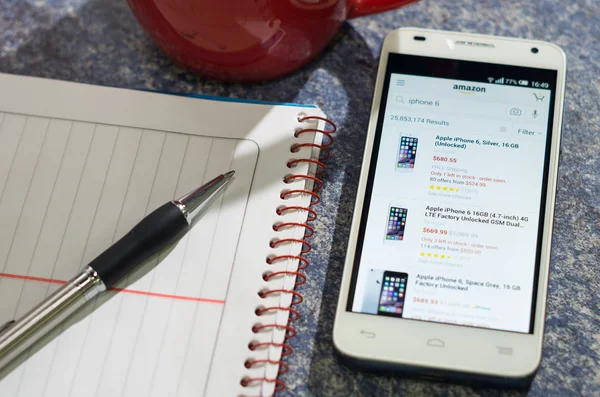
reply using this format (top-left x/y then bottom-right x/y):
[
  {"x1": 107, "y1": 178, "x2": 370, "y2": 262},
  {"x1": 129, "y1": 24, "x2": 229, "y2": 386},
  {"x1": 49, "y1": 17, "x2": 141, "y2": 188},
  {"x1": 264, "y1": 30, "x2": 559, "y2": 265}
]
[{"x1": 352, "y1": 71, "x2": 553, "y2": 333}]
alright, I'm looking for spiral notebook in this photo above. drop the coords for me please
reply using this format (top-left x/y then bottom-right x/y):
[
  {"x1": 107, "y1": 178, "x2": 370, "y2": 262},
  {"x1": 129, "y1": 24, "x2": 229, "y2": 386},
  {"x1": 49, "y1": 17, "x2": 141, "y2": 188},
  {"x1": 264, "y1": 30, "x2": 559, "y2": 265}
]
[{"x1": 0, "y1": 73, "x2": 334, "y2": 397}]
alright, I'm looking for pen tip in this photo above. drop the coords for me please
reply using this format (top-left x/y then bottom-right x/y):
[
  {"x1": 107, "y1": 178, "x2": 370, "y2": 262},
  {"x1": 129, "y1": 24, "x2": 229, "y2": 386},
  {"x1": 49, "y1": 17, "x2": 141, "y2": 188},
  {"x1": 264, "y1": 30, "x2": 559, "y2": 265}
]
[{"x1": 224, "y1": 170, "x2": 235, "y2": 178}]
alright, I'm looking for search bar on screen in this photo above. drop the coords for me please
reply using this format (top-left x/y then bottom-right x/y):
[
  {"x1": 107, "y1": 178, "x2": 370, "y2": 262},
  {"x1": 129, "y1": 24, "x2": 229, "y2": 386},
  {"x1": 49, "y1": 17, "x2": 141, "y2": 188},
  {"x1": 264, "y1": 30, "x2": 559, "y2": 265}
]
[{"x1": 391, "y1": 95, "x2": 529, "y2": 120}]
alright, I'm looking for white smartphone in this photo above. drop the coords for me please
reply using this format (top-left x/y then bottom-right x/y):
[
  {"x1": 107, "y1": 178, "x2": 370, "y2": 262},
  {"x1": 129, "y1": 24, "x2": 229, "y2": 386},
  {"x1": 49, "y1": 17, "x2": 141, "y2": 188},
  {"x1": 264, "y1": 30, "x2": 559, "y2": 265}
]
[{"x1": 333, "y1": 28, "x2": 566, "y2": 387}]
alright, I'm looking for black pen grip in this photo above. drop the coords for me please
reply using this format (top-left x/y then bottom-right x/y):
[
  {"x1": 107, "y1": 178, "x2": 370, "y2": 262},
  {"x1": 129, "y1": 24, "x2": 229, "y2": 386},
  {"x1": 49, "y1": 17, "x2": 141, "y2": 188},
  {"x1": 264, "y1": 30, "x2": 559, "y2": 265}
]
[{"x1": 88, "y1": 202, "x2": 189, "y2": 288}]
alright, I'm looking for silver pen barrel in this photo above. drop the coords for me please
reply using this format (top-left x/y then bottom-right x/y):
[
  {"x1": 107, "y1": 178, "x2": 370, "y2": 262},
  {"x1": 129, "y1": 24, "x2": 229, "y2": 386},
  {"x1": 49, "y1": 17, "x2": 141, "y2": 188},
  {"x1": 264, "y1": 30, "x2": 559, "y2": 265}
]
[{"x1": 0, "y1": 266, "x2": 105, "y2": 371}]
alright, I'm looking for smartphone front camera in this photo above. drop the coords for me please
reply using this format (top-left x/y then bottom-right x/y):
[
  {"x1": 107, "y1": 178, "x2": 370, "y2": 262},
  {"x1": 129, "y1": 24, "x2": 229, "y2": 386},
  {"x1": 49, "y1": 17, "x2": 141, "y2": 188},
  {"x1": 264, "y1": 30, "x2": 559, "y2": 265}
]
[{"x1": 531, "y1": 47, "x2": 539, "y2": 54}]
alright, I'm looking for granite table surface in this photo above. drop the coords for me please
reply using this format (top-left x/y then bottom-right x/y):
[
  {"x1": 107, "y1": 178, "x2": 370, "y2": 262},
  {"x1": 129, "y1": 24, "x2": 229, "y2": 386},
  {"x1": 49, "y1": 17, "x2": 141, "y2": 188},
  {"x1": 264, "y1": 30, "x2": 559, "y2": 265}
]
[{"x1": 1, "y1": 0, "x2": 599, "y2": 396}]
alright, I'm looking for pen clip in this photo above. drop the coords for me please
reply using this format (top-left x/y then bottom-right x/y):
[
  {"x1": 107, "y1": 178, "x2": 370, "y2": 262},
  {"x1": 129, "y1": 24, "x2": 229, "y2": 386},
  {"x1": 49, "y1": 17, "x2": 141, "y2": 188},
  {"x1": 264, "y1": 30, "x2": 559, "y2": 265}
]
[{"x1": 0, "y1": 320, "x2": 15, "y2": 336}]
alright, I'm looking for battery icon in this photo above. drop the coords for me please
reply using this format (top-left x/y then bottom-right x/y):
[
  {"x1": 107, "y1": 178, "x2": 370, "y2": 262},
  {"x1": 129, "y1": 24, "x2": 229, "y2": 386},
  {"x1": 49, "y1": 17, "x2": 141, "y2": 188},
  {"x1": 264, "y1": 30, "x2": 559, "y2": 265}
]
[{"x1": 518, "y1": 80, "x2": 529, "y2": 86}]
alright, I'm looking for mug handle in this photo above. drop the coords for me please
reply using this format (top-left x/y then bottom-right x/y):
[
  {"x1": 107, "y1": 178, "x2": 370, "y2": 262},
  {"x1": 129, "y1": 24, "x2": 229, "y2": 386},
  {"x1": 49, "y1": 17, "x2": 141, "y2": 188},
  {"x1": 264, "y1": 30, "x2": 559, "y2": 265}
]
[{"x1": 348, "y1": 0, "x2": 420, "y2": 18}]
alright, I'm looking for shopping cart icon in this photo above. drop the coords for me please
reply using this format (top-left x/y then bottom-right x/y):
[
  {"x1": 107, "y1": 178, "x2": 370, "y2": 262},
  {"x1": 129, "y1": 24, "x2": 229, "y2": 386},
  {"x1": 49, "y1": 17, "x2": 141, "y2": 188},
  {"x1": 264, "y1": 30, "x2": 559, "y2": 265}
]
[{"x1": 533, "y1": 93, "x2": 545, "y2": 101}]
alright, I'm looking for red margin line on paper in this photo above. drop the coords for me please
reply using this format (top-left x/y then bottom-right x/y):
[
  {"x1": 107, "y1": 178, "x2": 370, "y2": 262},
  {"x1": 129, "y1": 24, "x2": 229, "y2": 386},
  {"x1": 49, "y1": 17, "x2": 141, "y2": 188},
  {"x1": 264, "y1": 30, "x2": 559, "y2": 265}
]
[{"x1": 0, "y1": 272, "x2": 225, "y2": 304}]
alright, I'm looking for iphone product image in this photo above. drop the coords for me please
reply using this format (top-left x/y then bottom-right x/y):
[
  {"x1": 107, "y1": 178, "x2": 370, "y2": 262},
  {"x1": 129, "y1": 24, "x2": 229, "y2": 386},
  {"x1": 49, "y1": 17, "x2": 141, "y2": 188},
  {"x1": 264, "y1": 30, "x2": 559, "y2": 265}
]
[
  {"x1": 396, "y1": 135, "x2": 418, "y2": 170},
  {"x1": 377, "y1": 271, "x2": 408, "y2": 317},
  {"x1": 384, "y1": 205, "x2": 408, "y2": 242},
  {"x1": 360, "y1": 268, "x2": 385, "y2": 314},
  {"x1": 333, "y1": 28, "x2": 566, "y2": 387}
]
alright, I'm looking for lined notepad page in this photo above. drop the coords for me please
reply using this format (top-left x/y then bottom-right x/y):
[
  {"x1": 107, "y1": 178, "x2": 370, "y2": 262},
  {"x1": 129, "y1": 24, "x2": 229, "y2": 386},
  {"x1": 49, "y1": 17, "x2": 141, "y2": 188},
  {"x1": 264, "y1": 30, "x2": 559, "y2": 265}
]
[
  {"x1": 0, "y1": 73, "x2": 327, "y2": 397},
  {"x1": 0, "y1": 113, "x2": 259, "y2": 397}
]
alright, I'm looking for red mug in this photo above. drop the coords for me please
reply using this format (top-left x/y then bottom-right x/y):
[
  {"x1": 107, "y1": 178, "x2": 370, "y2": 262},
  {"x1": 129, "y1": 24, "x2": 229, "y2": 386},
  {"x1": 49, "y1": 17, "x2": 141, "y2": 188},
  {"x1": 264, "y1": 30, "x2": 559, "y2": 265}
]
[{"x1": 127, "y1": 0, "x2": 418, "y2": 82}]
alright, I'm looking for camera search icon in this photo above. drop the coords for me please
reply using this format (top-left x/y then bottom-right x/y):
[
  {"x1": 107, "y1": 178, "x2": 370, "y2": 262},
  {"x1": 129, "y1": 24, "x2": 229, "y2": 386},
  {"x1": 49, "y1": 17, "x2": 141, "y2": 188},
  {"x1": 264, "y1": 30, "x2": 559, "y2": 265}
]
[{"x1": 510, "y1": 108, "x2": 522, "y2": 116}]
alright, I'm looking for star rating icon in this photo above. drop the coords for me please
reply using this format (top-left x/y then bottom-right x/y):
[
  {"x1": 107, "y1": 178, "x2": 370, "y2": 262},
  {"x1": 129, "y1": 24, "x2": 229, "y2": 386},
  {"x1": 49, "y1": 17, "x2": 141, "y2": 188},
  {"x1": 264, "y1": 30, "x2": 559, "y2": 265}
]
[
  {"x1": 420, "y1": 252, "x2": 451, "y2": 260},
  {"x1": 429, "y1": 185, "x2": 459, "y2": 192}
]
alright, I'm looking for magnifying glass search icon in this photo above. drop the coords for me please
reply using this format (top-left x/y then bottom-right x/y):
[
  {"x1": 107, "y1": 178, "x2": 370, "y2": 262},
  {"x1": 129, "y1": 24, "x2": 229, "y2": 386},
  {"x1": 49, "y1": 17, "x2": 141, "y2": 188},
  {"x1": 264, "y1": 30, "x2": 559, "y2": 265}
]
[{"x1": 396, "y1": 96, "x2": 404, "y2": 104}]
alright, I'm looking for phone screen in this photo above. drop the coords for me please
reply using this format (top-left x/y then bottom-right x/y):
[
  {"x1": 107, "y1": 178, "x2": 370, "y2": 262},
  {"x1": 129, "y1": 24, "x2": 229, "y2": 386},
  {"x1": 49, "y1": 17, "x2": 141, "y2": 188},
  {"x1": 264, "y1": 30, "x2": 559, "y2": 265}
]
[
  {"x1": 386, "y1": 206, "x2": 407, "y2": 241},
  {"x1": 378, "y1": 272, "x2": 408, "y2": 317},
  {"x1": 397, "y1": 136, "x2": 418, "y2": 169},
  {"x1": 347, "y1": 54, "x2": 558, "y2": 334}
]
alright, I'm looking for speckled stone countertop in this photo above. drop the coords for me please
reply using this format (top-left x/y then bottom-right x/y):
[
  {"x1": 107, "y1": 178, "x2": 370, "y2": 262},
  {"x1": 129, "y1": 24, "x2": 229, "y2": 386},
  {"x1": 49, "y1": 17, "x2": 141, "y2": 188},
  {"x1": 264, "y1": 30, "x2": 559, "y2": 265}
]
[{"x1": 1, "y1": 0, "x2": 599, "y2": 396}]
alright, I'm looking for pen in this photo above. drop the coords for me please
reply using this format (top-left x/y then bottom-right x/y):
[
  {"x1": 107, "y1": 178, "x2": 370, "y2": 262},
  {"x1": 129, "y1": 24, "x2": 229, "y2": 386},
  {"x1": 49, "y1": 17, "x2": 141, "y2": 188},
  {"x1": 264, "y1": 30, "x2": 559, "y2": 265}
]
[{"x1": 0, "y1": 170, "x2": 235, "y2": 371}]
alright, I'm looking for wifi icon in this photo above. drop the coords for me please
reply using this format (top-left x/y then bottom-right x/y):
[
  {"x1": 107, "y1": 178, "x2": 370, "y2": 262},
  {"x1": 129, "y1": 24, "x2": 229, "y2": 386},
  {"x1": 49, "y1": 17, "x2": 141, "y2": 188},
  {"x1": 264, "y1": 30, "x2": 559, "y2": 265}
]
[{"x1": 487, "y1": 77, "x2": 495, "y2": 83}]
